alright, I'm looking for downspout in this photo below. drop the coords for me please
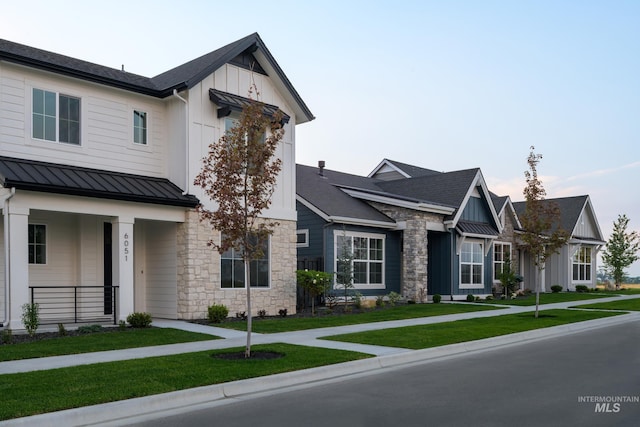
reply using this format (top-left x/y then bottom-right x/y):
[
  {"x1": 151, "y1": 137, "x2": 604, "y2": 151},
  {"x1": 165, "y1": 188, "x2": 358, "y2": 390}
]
[
  {"x1": 2, "y1": 187, "x2": 16, "y2": 327},
  {"x1": 173, "y1": 89, "x2": 189, "y2": 195}
]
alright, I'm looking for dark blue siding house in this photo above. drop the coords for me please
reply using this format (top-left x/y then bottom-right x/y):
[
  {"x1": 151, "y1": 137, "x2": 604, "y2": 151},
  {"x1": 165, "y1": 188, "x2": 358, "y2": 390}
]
[{"x1": 296, "y1": 160, "x2": 502, "y2": 301}]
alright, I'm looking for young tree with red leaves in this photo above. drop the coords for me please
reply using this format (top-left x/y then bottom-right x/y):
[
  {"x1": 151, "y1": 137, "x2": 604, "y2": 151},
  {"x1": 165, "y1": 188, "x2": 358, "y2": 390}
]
[
  {"x1": 194, "y1": 86, "x2": 284, "y2": 357},
  {"x1": 519, "y1": 146, "x2": 569, "y2": 318}
]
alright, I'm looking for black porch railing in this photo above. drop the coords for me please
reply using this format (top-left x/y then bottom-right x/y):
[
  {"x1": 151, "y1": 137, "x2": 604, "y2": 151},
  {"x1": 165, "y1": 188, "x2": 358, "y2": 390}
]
[{"x1": 29, "y1": 286, "x2": 119, "y2": 325}]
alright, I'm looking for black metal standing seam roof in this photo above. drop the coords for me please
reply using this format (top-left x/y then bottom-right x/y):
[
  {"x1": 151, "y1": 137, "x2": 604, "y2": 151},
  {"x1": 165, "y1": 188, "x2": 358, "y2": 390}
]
[
  {"x1": 0, "y1": 156, "x2": 199, "y2": 208},
  {"x1": 209, "y1": 89, "x2": 291, "y2": 123},
  {"x1": 457, "y1": 221, "x2": 499, "y2": 237}
]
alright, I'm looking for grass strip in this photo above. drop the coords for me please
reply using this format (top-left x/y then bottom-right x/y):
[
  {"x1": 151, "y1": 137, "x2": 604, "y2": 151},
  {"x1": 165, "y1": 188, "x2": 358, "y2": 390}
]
[
  {"x1": 479, "y1": 292, "x2": 614, "y2": 306},
  {"x1": 0, "y1": 328, "x2": 217, "y2": 362},
  {"x1": 322, "y1": 309, "x2": 623, "y2": 349},
  {"x1": 0, "y1": 343, "x2": 370, "y2": 421},
  {"x1": 571, "y1": 298, "x2": 640, "y2": 311},
  {"x1": 217, "y1": 303, "x2": 502, "y2": 333}
]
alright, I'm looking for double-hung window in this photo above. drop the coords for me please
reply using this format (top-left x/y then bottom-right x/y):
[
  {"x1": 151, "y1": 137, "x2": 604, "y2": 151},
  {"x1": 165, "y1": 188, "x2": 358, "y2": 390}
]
[
  {"x1": 220, "y1": 236, "x2": 270, "y2": 288},
  {"x1": 572, "y1": 247, "x2": 592, "y2": 282},
  {"x1": 28, "y1": 224, "x2": 47, "y2": 265},
  {"x1": 493, "y1": 242, "x2": 512, "y2": 281},
  {"x1": 32, "y1": 88, "x2": 80, "y2": 145},
  {"x1": 460, "y1": 241, "x2": 484, "y2": 289},
  {"x1": 334, "y1": 231, "x2": 385, "y2": 288},
  {"x1": 133, "y1": 110, "x2": 147, "y2": 145}
]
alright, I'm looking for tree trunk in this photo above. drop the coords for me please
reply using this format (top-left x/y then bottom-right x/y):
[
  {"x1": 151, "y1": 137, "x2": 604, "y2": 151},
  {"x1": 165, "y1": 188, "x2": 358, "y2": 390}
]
[
  {"x1": 534, "y1": 266, "x2": 540, "y2": 319},
  {"x1": 245, "y1": 257, "x2": 252, "y2": 358}
]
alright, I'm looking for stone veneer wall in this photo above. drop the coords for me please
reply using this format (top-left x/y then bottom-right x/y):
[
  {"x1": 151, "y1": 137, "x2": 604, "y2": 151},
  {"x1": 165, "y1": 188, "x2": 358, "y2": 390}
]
[
  {"x1": 367, "y1": 202, "x2": 444, "y2": 301},
  {"x1": 176, "y1": 209, "x2": 297, "y2": 320}
]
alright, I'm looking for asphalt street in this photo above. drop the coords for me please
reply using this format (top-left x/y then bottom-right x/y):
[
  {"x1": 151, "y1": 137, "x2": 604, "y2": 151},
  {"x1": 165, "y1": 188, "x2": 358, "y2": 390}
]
[{"x1": 127, "y1": 319, "x2": 640, "y2": 427}]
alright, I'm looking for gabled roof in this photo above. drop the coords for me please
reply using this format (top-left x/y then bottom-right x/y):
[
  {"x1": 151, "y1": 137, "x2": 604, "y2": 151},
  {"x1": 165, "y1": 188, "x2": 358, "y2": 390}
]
[
  {"x1": 0, "y1": 33, "x2": 314, "y2": 123},
  {"x1": 297, "y1": 161, "x2": 501, "y2": 231},
  {"x1": 512, "y1": 195, "x2": 603, "y2": 241},
  {"x1": 296, "y1": 164, "x2": 396, "y2": 227},
  {"x1": 0, "y1": 156, "x2": 199, "y2": 208},
  {"x1": 368, "y1": 159, "x2": 441, "y2": 180}
]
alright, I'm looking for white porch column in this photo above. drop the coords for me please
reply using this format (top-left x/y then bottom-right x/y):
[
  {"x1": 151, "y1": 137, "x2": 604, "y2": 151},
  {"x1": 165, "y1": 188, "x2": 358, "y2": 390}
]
[
  {"x1": 7, "y1": 206, "x2": 29, "y2": 328},
  {"x1": 112, "y1": 217, "x2": 135, "y2": 321}
]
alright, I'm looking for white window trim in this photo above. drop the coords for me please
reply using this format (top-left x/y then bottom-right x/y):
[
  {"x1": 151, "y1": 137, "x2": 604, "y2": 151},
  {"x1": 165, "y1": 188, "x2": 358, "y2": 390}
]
[
  {"x1": 28, "y1": 223, "x2": 48, "y2": 266},
  {"x1": 460, "y1": 239, "x2": 484, "y2": 290},
  {"x1": 27, "y1": 83, "x2": 86, "y2": 151},
  {"x1": 333, "y1": 230, "x2": 385, "y2": 290},
  {"x1": 296, "y1": 229, "x2": 309, "y2": 248},
  {"x1": 492, "y1": 241, "x2": 512, "y2": 283},
  {"x1": 572, "y1": 246, "x2": 592, "y2": 283}
]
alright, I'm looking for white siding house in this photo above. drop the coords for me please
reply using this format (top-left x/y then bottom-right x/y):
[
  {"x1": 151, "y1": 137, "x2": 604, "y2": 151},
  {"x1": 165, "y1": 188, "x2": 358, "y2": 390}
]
[{"x1": 0, "y1": 33, "x2": 313, "y2": 329}]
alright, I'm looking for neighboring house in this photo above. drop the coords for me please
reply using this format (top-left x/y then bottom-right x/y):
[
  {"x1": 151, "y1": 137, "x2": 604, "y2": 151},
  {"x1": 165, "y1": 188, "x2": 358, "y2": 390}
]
[
  {"x1": 296, "y1": 160, "x2": 502, "y2": 301},
  {"x1": 0, "y1": 33, "x2": 313, "y2": 329},
  {"x1": 513, "y1": 196, "x2": 605, "y2": 292},
  {"x1": 296, "y1": 161, "x2": 605, "y2": 301}
]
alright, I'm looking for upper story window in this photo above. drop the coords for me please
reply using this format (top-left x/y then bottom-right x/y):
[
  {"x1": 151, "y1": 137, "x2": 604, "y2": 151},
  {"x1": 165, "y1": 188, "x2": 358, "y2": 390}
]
[
  {"x1": 460, "y1": 240, "x2": 484, "y2": 289},
  {"x1": 32, "y1": 88, "x2": 80, "y2": 145},
  {"x1": 133, "y1": 110, "x2": 147, "y2": 145},
  {"x1": 28, "y1": 224, "x2": 47, "y2": 265}
]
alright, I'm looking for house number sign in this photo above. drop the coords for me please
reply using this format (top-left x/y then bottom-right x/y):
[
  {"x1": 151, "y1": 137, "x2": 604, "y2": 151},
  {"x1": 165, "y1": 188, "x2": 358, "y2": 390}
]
[{"x1": 123, "y1": 233, "x2": 130, "y2": 262}]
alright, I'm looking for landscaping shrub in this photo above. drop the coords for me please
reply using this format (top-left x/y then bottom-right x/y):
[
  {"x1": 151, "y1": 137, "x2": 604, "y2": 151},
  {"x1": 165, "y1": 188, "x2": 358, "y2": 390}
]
[
  {"x1": 279, "y1": 308, "x2": 288, "y2": 317},
  {"x1": 1, "y1": 328, "x2": 13, "y2": 344},
  {"x1": 432, "y1": 294, "x2": 442, "y2": 304},
  {"x1": 551, "y1": 285, "x2": 563, "y2": 293},
  {"x1": 466, "y1": 294, "x2": 475, "y2": 302},
  {"x1": 57, "y1": 323, "x2": 67, "y2": 336},
  {"x1": 78, "y1": 324, "x2": 104, "y2": 334},
  {"x1": 485, "y1": 295, "x2": 494, "y2": 301},
  {"x1": 258, "y1": 309, "x2": 267, "y2": 319},
  {"x1": 207, "y1": 304, "x2": 229, "y2": 323},
  {"x1": 118, "y1": 320, "x2": 127, "y2": 330},
  {"x1": 21, "y1": 303, "x2": 40, "y2": 337},
  {"x1": 376, "y1": 295, "x2": 385, "y2": 307},
  {"x1": 126, "y1": 312, "x2": 153, "y2": 328},
  {"x1": 388, "y1": 291, "x2": 401, "y2": 306},
  {"x1": 575, "y1": 285, "x2": 589, "y2": 293}
]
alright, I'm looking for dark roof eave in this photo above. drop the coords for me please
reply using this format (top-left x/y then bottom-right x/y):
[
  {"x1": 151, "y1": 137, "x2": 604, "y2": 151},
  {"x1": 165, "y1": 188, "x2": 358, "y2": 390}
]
[{"x1": 4, "y1": 180, "x2": 199, "y2": 208}]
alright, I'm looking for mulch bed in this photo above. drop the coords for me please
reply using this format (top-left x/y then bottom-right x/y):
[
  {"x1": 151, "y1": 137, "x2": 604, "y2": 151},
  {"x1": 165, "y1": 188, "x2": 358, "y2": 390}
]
[
  {"x1": 213, "y1": 351, "x2": 284, "y2": 360},
  {"x1": 1, "y1": 326, "x2": 125, "y2": 346}
]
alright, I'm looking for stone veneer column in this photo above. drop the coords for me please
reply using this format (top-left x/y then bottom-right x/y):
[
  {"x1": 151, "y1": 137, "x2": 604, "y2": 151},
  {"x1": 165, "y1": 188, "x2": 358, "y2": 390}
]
[
  {"x1": 176, "y1": 211, "x2": 297, "y2": 319},
  {"x1": 402, "y1": 218, "x2": 429, "y2": 301}
]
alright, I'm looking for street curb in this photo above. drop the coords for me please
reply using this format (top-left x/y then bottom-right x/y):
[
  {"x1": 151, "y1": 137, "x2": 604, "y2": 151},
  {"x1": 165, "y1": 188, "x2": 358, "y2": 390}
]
[{"x1": 3, "y1": 312, "x2": 639, "y2": 427}]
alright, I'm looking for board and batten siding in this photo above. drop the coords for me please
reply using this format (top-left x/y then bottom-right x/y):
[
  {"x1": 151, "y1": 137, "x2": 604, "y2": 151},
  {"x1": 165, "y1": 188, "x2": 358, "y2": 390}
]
[
  {"x1": 183, "y1": 64, "x2": 297, "y2": 221},
  {"x1": 573, "y1": 208, "x2": 599, "y2": 239},
  {"x1": 0, "y1": 221, "x2": 4, "y2": 321},
  {"x1": 296, "y1": 201, "x2": 326, "y2": 265},
  {"x1": 0, "y1": 63, "x2": 167, "y2": 178},
  {"x1": 142, "y1": 221, "x2": 178, "y2": 319},
  {"x1": 460, "y1": 192, "x2": 493, "y2": 223}
]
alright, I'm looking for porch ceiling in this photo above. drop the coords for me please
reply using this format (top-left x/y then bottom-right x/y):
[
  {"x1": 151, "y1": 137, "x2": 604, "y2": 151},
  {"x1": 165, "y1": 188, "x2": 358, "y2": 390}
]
[{"x1": 0, "y1": 156, "x2": 199, "y2": 208}]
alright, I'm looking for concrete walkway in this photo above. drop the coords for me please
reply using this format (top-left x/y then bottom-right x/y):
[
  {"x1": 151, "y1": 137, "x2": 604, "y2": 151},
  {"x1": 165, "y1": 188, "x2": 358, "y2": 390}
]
[{"x1": 2, "y1": 294, "x2": 640, "y2": 426}]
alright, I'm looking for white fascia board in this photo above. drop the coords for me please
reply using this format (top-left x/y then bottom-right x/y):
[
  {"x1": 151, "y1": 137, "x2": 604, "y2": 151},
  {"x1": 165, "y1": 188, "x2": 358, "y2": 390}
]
[
  {"x1": 583, "y1": 196, "x2": 605, "y2": 241},
  {"x1": 450, "y1": 170, "x2": 502, "y2": 232},
  {"x1": 367, "y1": 159, "x2": 411, "y2": 179},
  {"x1": 296, "y1": 195, "x2": 330, "y2": 222},
  {"x1": 327, "y1": 216, "x2": 398, "y2": 229},
  {"x1": 296, "y1": 195, "x2": 398, "y2": 229},
  {"x1": 341, "y1": 189, "x2": 455, "y2": 215}
]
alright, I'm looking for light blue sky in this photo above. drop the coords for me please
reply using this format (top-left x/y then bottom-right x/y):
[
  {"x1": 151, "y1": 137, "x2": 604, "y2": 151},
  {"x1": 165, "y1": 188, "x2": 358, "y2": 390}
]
[{"x1": 2, "y1": 0, "x2": 639, "y2": 275}]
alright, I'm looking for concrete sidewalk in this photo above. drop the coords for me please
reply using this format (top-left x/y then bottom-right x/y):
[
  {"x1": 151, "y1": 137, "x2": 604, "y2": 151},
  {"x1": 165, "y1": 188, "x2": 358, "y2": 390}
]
[{"x1": 2, "y1": 295, "x2": 639, "y2": 426}]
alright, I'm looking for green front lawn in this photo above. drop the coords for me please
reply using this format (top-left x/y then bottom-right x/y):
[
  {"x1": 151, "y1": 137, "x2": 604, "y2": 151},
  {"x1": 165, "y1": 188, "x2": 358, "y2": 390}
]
[
  {"x1": 323, "y1": 309, "x2": 623, "y2": 349},
  {"x1": 480, "y1": 292, "x2": 614, "y2": 306},
  {"x1": 0, "y1": 343, "x2": 370, "y2": 421},
  {"x1": 218, "y1": 303, "x2": 503, "y2": 333},
  {"x1": 0, "y1": 328, "x2": 217, "y2": 362},
  {"x1": 572, "y1": 298, "x2": 640, "y2": 311}
]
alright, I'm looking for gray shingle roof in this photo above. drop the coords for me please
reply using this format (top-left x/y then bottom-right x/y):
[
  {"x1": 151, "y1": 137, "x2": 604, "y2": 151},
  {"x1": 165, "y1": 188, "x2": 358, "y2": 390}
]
[
  {"x1": 512, "y1": 195, "x2": 589, "y2": 235},
  {"x1": 296, "y1": 164, "x2": 395, "y2": 224},
  {"x1": 382, "y1": 159, "x2": 442, "y2": 178},
  {"x1": 376, "y1": 168, "x2": 480, "y2": 212},
  {"x1": 0, "y1": 156, "x2": 199, "y2": 208}
]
